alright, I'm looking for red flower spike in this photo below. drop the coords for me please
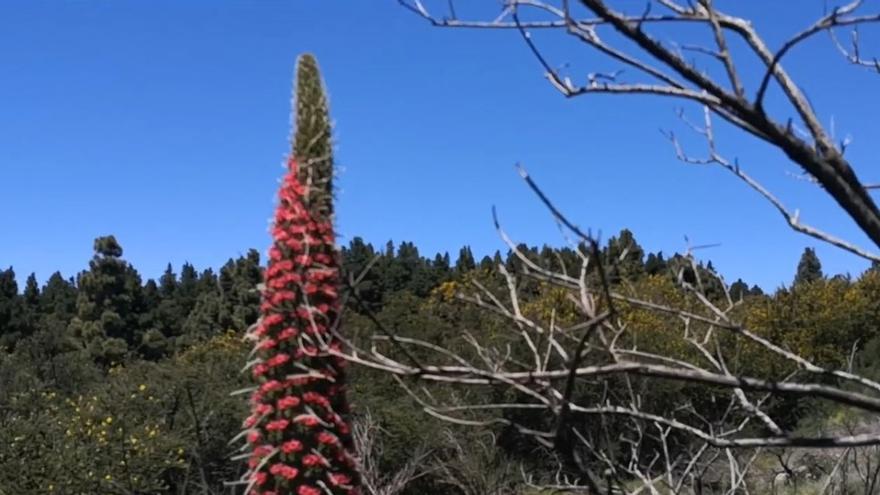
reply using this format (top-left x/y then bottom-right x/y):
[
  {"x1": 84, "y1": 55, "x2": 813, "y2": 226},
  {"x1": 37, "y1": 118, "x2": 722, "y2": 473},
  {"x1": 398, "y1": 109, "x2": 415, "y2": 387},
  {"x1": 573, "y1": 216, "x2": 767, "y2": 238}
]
[{"x1": 245, "y1": 54, "x2": 360, "y2": 494}]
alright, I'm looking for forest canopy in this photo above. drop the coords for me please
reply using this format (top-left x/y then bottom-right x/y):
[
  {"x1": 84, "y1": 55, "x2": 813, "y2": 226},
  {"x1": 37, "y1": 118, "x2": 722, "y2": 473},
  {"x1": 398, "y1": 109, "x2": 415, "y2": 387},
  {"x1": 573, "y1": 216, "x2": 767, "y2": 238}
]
[{"x1": 1, "y1": 233, "x2": 877, "y2": 493}]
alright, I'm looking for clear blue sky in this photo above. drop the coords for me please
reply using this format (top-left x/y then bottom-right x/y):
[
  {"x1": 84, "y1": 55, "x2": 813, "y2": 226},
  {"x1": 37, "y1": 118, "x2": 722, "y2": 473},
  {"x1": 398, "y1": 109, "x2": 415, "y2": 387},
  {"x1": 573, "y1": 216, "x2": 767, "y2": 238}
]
[{"x1": 2, "y1": 1, "x2": 879, "y2": 291}]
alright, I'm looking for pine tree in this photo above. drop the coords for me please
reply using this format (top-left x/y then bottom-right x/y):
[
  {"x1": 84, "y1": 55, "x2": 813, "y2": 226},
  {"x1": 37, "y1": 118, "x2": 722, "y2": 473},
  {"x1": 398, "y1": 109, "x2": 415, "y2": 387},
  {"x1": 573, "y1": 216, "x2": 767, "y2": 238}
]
[
  {"x1": 492, "y1": 249, "x2": 504, "y2": 266},
  {"x1": 178, "y1": 262, "x2": 199, "y2": 316},
  {"x1": 148, "y1": 263, "x2": 182, "y2": 352},
  {"x1": 159, "y1": 263, "x2": 178, "y2": 298},
  {"x1": 342, "y1": 238, "x2": 382, "y2": 310},
  {"x1": 795, "y1": 247, "x2": 824, "y2": 286},
  {"x1": 197, "y1": 268, "x2": 218, "y2": 293},
  {"x1": 431, "y1": 252, "x2": 449, "y2": 276},
  {"x1": 20, "y1": 273, "x2": 40, "y2": 337},
  {"x1": 604, "y1": 229, "x2": 646, "y2": 282},
  {"x1": 231, "y1": 251, "x2": 263, "y2": 329},
  {"x1": 242, "y1": 54, "x2": 359, "y2": 494},
  {"x1": 456, "y1": 246, "x2": 476, "y2": 274},
  {"x1": 645, "y1": 251, "x2": 667, "y2": 276},
  {"x1": 41, "y1": 272, "x2": 77, "y2": 319},
  {"x1": 479, "y1": 255, "x2": 494, "y2": 271},
  {"x1": 0, "y1": 267, "x2": 21, "y2": 348},
  {"x1": 183, "y1": 289, "x2": 228, "y2": 339},
  {"x1": 67, "y1": 236, "x2": 141, "y2": 363},
  {"x1": 729, "y1": 278, "x2": 749, "y2": 301}
]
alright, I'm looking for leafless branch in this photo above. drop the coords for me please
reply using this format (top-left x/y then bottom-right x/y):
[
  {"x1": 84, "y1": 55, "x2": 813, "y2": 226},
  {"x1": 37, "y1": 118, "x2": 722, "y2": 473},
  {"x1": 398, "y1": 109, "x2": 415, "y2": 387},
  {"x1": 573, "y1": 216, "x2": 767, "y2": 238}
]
[{"x1": 401, "y1": 0, "x2": 880, "y2": 257}]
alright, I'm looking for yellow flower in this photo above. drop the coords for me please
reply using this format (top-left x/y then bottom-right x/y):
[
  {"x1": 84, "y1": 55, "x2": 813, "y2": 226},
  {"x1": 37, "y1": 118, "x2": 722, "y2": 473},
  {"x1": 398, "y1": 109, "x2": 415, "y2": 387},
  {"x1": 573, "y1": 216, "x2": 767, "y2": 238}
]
[
  {"x1": 139, "y1": 384, "x2": 147, "y2": 392},
  {"x1": 104, "y1": 416, "x2": 113, "y2": 425}
]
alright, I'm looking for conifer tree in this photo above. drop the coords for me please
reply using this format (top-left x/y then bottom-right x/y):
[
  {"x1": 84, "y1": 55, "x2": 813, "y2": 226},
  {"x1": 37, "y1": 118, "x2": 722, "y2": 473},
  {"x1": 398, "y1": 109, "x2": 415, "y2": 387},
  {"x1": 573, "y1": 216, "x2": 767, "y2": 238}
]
[
  {"x1": 178, "y1": 262, "x2": 200, "y2": 316},
  {"x1": 19, "y1": 273, "x2": 40, "y2": 337},
  {"x1": 795, "y1": 247, "x2": 824, "y2": 286},
  {"x1": 67, "y1": 236, "x2": 142, "y2": 362},
  {"x1": 729, "y1": 278, "x2": 749, "y2": 301},
  {"x1": 604, "y1": 229, "x2": 646, "y2": 283},
  {"x1": 41, "y1": 271, "x2": 77, "y2": 320},
  {"x1": 341, "y1": 238, "x2": 382, "y2": 310},
  {"x1": 0, "y1": 267, "x2": 21, "y2": 348},
  {"x1": 645, "y1": 251, "x2": 667, "y2": 276},
  {"x1": 242, "y1": 54, "x2": 360, "y2": 495},
  {"x1": 455, "y1": 246, "x2": 476, "y2": 274}
]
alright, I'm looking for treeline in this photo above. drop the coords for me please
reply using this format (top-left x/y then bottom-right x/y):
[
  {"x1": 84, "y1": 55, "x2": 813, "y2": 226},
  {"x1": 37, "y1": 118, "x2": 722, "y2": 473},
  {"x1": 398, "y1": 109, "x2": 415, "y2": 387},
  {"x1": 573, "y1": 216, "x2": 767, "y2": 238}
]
[
  {"x1": 1, "y1": 231, "x2": 878, "y2": 493},
  {"x1": 2, "y1": 229, "x2": 747, "y2": 360}
]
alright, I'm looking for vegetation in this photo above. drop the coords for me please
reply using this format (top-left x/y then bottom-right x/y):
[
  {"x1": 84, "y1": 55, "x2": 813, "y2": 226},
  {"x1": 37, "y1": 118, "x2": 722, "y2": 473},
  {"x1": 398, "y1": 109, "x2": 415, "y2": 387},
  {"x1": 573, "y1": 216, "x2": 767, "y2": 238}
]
[
  {"x1": 5, "y1": 0, "x2": 880, "y2": 490},
  {"x1": 2, "y1": 231, "x2": 880, "y2": 493}
]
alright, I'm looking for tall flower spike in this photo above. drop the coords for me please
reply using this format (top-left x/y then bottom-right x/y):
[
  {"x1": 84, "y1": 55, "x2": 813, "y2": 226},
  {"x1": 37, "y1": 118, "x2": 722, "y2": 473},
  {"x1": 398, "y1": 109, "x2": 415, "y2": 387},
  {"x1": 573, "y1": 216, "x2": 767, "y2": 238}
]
[{"x1": 242, "y1": 53, "x2": 360, "y2": 495}]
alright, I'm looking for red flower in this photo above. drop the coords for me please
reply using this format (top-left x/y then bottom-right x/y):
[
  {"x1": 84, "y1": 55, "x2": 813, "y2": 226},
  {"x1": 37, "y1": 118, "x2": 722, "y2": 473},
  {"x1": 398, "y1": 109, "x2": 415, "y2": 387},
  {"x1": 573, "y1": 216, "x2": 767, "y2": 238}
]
[
  {"x1": 252, "y1": 363, "x2": 269, "y2": 378},
  {"x1": 265, "y1": 419, "x2": 290, "y2": 432},
  {"x1": 297, "y1": 485, "x2": 321, "y2": 495},
  {"x1": 254, "y1": 403, "x2": 274, "y2": 416},
  {"x1": 277, "y1": 396, "x2": 301, "y2": 410},
  {"x1": 270, "y1": 290, "x2": 296, "y2": 305},
  {"x1": 260, "y1": 380, "x2": 283, "y2": 394},
  {"x1": 269, "y1": 463, "x2": 299, "y2": 480},
  {"x1": 267, "y1": 353, "x2": 291, "y2": 367},
  {"x1": 293, "y1": 414, "x2": 320, "y2": 427},
  {"x1": 253, "y1": 445, "x2": 273, "y2": 458},
  {"x1": 262, "y1": 313, "x2": 284, "y2": 327},
  {"x1": 303, "y1": 392, "x2": 330, "y2": 409},
  {"x1": 281, "y1": 439, "x2": 303, "y2": 454},
  {"x1": 252, "y1": 471, "x2": 267, "y2": 486},
  {"x1": 294, "y1": 346, "x2": 318, "y2": 358},
  {"x1": 302, "y1": 454, "x2": 328, "y2": 468},
  {"x1": 247, "y1": 430, "x2": 261, "y2": 444},
  {"x1": 243, "y1": 415, "x2": 259, "y2": 428},
  {"x1": 278, "y1": 327, "x2": 298, "y2": 341},
  {"x1": 338, "y1": 422, "x2": 350, "y2": 435},
  {"x1": 318, "y1": 431, "x2": 338, "y2": 445},
  {"x1": 329, "y1": 473, "x2": 352, "y2": 486},
  {"x1": 304, "y1": 323, "x2": 327, "y2": 336}
]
